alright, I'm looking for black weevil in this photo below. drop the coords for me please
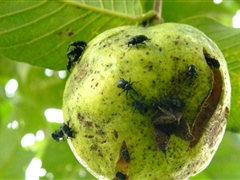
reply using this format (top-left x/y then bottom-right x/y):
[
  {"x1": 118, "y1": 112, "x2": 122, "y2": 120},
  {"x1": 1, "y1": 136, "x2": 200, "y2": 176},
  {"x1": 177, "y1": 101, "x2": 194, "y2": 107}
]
[
  {"x1": 188, "y1": 64, "x2": 197, "y2": 78},
  {"x1": 51, "y1": 129, "x2": 64, "y2": 142},
  {"x1": 68, "y1": 40, "x2": 87, "y2": 50},
  {"x1": 131, "y1": 96, "x2": 148, "y2": 114},
  {"x1": 66, "y1": 40, "x2": 87, "y2": 71},
  {"x1": 121, "y1": 148, "x2": 130, "y2": 163},
  {"x1": 61, "y1": 123, "x2": 74, "y2": 138},
  {"x1": 117, "y1": 78, "x2": 138, "y2": 97},
  {"x1": 67, "y1": 47, "x2": 84, "y2": 71},
  {"x1": 115, "y1": 172, "x2": 127, "y2": 180},
  {"x1": 127, "y1": 35, "x2": 150, "y2": 47}
]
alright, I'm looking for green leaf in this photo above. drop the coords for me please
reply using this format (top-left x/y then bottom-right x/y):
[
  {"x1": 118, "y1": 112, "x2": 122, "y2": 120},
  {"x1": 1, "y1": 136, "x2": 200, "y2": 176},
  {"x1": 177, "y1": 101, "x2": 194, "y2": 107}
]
[
  {"x1": 227, "y1": 74, "x2": 240, "y2": 132},
  {"x1": 180, "y1": 16, "x2": 240, "y2": 133},
  {"x1": 0, "y1": 0, "x2": 155, "y2": 70}
]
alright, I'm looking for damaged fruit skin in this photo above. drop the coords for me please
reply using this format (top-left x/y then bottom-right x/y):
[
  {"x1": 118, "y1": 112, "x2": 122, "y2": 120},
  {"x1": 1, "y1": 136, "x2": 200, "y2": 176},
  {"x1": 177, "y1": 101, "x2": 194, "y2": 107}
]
[{"x1": 62, "y1": 23, "x2": 231, "y2": 179}]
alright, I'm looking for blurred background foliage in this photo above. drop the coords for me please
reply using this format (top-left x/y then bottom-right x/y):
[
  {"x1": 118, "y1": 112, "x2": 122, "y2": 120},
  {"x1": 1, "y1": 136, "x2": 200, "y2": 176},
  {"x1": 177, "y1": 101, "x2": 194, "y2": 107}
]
[{"x1": 0, "y1": 0, "x2": 240, "y2": 179}]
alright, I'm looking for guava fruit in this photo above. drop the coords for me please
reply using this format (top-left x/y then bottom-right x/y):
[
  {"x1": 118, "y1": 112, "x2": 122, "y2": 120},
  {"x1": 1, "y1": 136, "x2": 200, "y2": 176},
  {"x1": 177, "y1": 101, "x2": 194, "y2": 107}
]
[{"x1": 62, "y1": 23, "x2": 231, "y2": 180}]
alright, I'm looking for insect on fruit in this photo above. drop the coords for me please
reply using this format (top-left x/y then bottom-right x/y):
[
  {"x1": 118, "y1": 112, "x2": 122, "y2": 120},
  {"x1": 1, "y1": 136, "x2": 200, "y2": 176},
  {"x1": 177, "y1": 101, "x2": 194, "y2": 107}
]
[
  {"x1": 61, "y1": 123, "x2": 74, "y2": 138},
  {"x1": 204, "y1": 54, "x2": 220, "y2": 68},
  {"x1": 67, "y1": 40, "x2": 87, "y2": 71},
  {"x1": 151, "y1": 106, "x2": 182, "y2": 126},
  {"x1": 131, "y1": 96, "x2": 148, "y2": 114},
  {"x1": 51, "y1": 129, "x2": 64, "y2": 142},
  {"x1": 117, "y1": 78, "x2": 138, "y2": 97},
  {"x1": 153, "y1": 128, "x2": 170, "y2": 156},
  {"x1": 67, "y1": 48, "x2": 84, "y2": 70},
  {"x1": 127, "y1": 35, "x2": 150, "y2": 47},
  {"x1": 115, "y1": 172, "x2": 127, "y2": 180},
  {"x1": 188, "y1": 64, "x2": 197, "y2": 78},
  {"x1": 121, "y1": 148, "x2": 130, "y2": 163},
  {"x1": 68, "y1": 40, "x2": 87, "y2": 50}
]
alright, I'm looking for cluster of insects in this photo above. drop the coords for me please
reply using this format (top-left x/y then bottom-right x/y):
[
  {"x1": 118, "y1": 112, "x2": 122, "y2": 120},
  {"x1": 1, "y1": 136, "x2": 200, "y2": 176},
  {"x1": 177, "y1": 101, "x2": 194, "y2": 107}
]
[
  {"x1": 51, "y1": 123, "x2": 74, "y2": 142},
  {"x1": 117, "y1": 78, "x2": 148, "y2": 115},
  {"x1": 60, "y1": 35, "x2": 221, "y2": 179},
  {"x1": 65, "y1": 35, "x2": 151, "y2": 73},
  {"x1": 151, "y1": 97, "x2": 194, "y2": 155},
  {"x1": 117, "y1": 76, "x2": 195, "y2": 156},
  {"x1": 115, "y1": 35, "x2": 208, "y2": 160}
]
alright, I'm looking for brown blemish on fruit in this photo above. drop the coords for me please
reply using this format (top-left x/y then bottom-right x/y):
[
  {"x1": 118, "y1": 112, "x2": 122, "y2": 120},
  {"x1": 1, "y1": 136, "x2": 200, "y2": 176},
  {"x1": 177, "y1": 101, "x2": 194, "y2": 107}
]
[
  {"x1": 225, "y1": 106, "x2": 230, "y2": 119},
  {"x1": 77, "y1": 113, "x2": 93, "y2": 127},
  {"x1": 96, "y1": 129, "x2": 105, "y2": 136},
  {"x1": 101, "y1": 140, "x2": 107, "y2": 144},
  {"x1": 113, "y1": 130, "x2": 118, "y2": 139},
  {"x1": 90, "y1": 145, "x2": 98, "y2": 151},
  {"x1": 189, "y1": 56, "x2": 223, "y2": 148},
  {"x1": 84, "y1": 135, "x2": 94, "y2": 138}
]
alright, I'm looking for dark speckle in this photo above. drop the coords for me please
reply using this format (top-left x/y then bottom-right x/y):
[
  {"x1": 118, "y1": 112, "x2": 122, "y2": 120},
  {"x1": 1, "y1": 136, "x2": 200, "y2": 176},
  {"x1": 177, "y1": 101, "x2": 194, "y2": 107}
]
[
  {"x1": 84, "y1": 135, "x2": 94, "y2": 138},
  {"x1": 96, "y1": 130, "x2": 104, "y2": 135},
  {"x1": 101, "y1": 140, "x2": 106, "y2": 144},
  {"x1": 173, "y1": 41, "x2": 179, "y2": 45},
  {"x1": 77, "y1": 113, "x2": 93, "y2": 127},
  {"x1": 113, "y1": 130, "x2": 118, "y2": 139},
  {"x1": 90, "y1": 145, "x2": 98, "y2": 151}
]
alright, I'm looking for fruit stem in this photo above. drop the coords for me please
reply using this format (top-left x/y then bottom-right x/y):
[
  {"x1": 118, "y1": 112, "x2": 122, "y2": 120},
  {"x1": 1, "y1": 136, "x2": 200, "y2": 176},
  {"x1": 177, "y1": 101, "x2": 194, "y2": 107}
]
[{"x1": 154, "y1": 0, "x2": 163, "y2": 23}]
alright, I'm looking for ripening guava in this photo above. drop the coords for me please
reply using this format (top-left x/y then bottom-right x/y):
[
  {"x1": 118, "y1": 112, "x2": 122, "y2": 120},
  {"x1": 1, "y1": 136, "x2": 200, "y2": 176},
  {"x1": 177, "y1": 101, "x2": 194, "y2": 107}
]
[{"x1": 62, "y1": 23, "x2": 231, "y2": 180}]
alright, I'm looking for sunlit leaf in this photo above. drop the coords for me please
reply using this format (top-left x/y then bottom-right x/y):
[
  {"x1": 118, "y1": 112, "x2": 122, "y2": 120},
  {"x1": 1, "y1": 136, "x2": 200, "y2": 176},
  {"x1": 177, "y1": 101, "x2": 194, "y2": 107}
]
[
  {"x1": 0, "y1": 0, "x2": 155, "y2": 70},
  {"x1": 227, "y1": 73, "x2": 240, "y2": 132}
]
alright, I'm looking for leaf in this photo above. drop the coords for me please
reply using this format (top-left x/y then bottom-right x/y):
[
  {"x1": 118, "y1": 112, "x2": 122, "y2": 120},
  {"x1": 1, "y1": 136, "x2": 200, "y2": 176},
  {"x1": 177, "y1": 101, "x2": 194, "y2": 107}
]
[
  {"x1": 180, "y1": 16, "x2": 240, "y2": 74},
  {"x1": 0, "y1": 0, "x2": 155, "y2": 70},
  {"x1": 227, "y1": 73, "x2": 240, "y2": 132},
  {"x1": 180, "y1": 16, "x2": 240, "y2": 133}
]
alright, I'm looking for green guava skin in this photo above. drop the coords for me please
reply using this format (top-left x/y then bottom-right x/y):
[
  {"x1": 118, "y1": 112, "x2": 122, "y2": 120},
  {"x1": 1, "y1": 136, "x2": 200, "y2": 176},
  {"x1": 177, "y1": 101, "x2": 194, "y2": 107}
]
[{"x1": 62, "y1": 23, "x2": 231, "y2": 179}]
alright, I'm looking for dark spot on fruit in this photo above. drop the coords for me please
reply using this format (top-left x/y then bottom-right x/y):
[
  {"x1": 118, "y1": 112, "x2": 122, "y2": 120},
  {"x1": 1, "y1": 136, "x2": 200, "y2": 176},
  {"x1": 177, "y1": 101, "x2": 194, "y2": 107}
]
[
  {"x1": 77, "y1": 113, "x2": 93, "y2": 127},
  {"x1": 96, "y1": 130, "x2": 104, "y2": 135},
  {"x1": 113, "y1": 130, "x2": 118, "y2": 139},
  {"x1": 173, "y1": 41, "x2": 179, "y2": 45},
  {"x1": 101, "y1": 140, "x2": 106, "y2": 144},
  {"x1": 84, "y1": 135, "x2": 94, "y2": 138},
  {"x1": 90, "y1": 145, "x2": 98, "y2": 151}
]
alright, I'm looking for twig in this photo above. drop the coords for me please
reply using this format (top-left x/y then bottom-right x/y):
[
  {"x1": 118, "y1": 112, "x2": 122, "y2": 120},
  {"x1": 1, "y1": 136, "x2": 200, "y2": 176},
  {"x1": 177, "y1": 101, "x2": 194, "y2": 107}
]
[{"x1": 154, "y1": 0, "x2": 163, "y2": 23}]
